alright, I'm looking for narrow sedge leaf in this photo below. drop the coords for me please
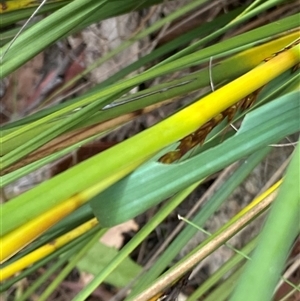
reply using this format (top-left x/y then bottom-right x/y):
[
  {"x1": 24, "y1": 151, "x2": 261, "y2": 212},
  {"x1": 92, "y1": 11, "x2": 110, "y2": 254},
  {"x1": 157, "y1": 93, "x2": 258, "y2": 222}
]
[
  {"x1": 130, "y1": 182, "x2": 279, "y2": 301},
  {"x1": 0, "y1": 0, "x2": 67, "y2": 13},
  {"x1": 0, "y1": 218, "x2": 99, "y2": 281},
  {"x1": 0, "y1": 6, "x2": 242, "y2": 132},
  {"x1": 91, "y1": 92, "x2": 299, "y2": 227},
  {"x1": 187, "y1": 237, "x2": 258, "y2": 301},
  {"x1": 0, "y1": 0, "x2": 109, "y2": 76},
  {"x1": 1, "y1": 44, "x2": 299, "y2": 236},
  {"x1": 229, "y1": 143, "x2": 300, "y2": 301},
  {"x1": 1, "y1": 26, "x2": 298, "y2": 163},
  {"x1": 2, "y1": 30, "x2": 297, "y2": 162},
  {"x1": 71, "y1": 181, "x2": 201, "y2": 301},
  {"x1": 0, "y1": 226, "x2": 101, "y2": 291},
  {"x1": 15, "y1": 253, "x2": 69, "y2": 301},
  {"x1": 0, "y1": 193, "x2": 87, "y2": 263},
  {"x1": 2, "y1": 30, "x2": 298, "y2": 156},
  {"x1": 128, "y1": 147, "x2": 271, "y2": 296},
  {"x1": 3, "y1": 18, "x2": 299, "y2": 139},
  {"x1": 18, "y1": 228, "x2": 105, "y2": 301},
  {"x1": 204, "y1": 267, "x2": 244, "y2": 301},
  {"x1": 0, "y1": 155, "x2": 145, "y2": 261},
  {"x1": 0, "y1": 2, "x2": 69, "y2": 29}
]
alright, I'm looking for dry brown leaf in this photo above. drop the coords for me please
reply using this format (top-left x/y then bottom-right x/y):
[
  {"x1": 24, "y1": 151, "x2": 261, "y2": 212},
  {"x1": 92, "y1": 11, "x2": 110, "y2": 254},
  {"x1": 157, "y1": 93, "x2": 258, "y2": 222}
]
[{"x1": 101, "y1": 220, "x2": 139, "y2": 249}]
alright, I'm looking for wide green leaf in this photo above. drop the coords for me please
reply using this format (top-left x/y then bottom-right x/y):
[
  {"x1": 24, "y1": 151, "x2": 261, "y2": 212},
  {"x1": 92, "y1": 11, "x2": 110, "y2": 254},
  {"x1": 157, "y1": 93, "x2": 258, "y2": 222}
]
[
  {"x1": 90, "y1": 91, "x2": 300, "y2": 226},
  {"x1": 77, "y1": 241, "x2": 142, "y2": 287}
]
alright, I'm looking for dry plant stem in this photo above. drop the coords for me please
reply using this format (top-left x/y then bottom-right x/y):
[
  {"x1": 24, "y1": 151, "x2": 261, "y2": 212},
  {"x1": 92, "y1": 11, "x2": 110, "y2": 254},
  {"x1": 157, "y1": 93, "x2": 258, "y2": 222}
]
[
  {"x1": 232, "y1": 3, "x2": 300, "y2": 37},
  {"x1": 270, "y1": 134, "x2": 299, "y2": 148},
  {"x1": 1, "y1": 155, "x2": 147, "y2": 263},
  {"x1": 147, "y1": 22, "x2": 171, "y2": 53},
  {"x1": 24, "y1": 43, "x2": 86, "y2": 114},
  {"x1": 270, "y1": 142, "x2": 298, "y2": 147},
  {"x1": 129, "y1": 5, "x2": 157, "y2": 38},
  {"x1": 257, "y1": 155, "x2": 291, "y2": 196},
  {"x1": 209, "y1": 56, "x2": 215, "y2": 92},
  {"x1": 145, "y1": 163, "x2": 239, "y2": 268},
  {"x1": 276, "y1": 255, "x2": 300, "y2": 291},
  {"x1": 135, "y1": 2, "x2": 171, "y2": 53},
  {"x1": 281, "y1": 288, "x2": 300, "y2": 301},
  {"x1": 43, "y1": 81, "x2": 91, "y2": 109},
  {"x1": 163, "y1": 0, "x2": 228, "y2": 38},
  {"x1": 42, "y1": 2, "x2": 163, "y2": 103},
  {"x1": 1, "y1": 100, "x2": 171, "y2": 175},
  {"x1": 132, "y1": 190, "x2": 278, "y2": 301},
  {"x1": 105, "y1": 167, "x2": 233, "y2": 301}
]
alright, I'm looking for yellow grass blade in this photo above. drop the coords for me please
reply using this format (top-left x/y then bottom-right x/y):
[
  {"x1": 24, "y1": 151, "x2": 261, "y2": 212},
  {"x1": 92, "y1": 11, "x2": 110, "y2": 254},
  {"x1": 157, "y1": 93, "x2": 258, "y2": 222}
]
[
  {"x1": 0, "y1": 0, "x2": 66, "y2": 13},
  {"x1": 0, "y1": 155, "x2": 146, "y2": 262},
  {"x1": 0, "y1": 218, "x2": 98, "y2": 281},
  {"x1": 132, "y1": 180, "x2": 282, "y2": 301},
  {"x1": 0, "y1": 194, "x2": 87, "y2": 263}
]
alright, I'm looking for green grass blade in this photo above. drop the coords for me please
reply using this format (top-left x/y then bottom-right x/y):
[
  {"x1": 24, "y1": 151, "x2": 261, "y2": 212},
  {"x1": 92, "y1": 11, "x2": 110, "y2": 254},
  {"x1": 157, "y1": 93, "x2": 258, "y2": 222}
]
[
  {"x1": 0, "y1": 225, "x2": 101, "y2": 291},
  {"x1": 91, "y1": 92, "x2": 299, "y2": 227},
  {"x1": 153, "y1": 1, "x2": 294, "y2": 65},
  {"x1": 71, "y1": 181, "x2": 201, "y2": 301},
  {"x1": 0, "y1": 1, "x2": 70, "y2": 27},
  {"x1": 126, "y1": 147, "x2": 271, "y2": 297},
  {"x1": 0, "y1": 0, "x2": 109, "y2": 76},
  {"x1": 37, "y1": 228, "x2": 107, "y2": 301},
  {"x1": 229, "y1": 142, "x2": 300, "y2": 301},
  {"x1": 187, "y1": 237, "x2": 258, "y2": 301},
  {"x1": 204, "y1": 266, "x2": 244, "y2": 301}
]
